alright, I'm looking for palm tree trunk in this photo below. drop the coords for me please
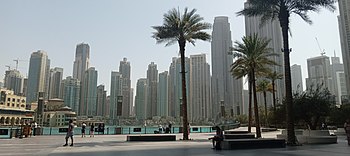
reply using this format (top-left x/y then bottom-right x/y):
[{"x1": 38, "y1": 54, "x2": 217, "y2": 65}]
[
  {"x1": 252, "y1": 69, "x2": 261, "y2": 138},
  {"x1": 272, "y1": 81, "x2": 276, "y2": 112},
  {"x1": 263, "y1": 91, "x2": 268, "y2": 127},
  {"x1": 279, "y1": 9, "x2": 296, "y2": 145},
  {"x1": 179, "y1": 39, "x2": 189, "y2": 140},
  {"x1": 248, "y1": 75, "x2": 252, "y2": 133}
]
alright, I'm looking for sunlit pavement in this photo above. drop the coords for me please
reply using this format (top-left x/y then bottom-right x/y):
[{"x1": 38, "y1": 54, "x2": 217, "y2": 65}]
[{"x1": 0, "y1": 129, "x2": 349, "y2": 156}]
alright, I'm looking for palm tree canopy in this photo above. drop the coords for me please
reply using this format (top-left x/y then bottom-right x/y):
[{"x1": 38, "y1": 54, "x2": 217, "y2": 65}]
[
  {"x1": 152, "y1": 7, "x2": 211, "y2": 47},
  {"x1": 266, "y1": 71, "x2": 283, "y2": 81},
  {"x1": 230, "y1": 34, "x2": 279, "y2": 79},
  {"x1": 237, "y1": 0, "x2": 336, "y2": 25},
  {"x1": 257, "y1": 79, "x2": 273, "y2": 93}
]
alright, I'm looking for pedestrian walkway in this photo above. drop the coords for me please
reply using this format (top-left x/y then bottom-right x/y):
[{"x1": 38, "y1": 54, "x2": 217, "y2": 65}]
[{"x1": 0, "y1": 130, "x2": 349, "y2": 156}]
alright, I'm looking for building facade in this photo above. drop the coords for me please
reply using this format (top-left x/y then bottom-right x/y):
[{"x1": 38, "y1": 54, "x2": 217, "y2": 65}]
[
  {"x1": 73, "y1": 43, "x2": 90, "y2": 81},
  {"x1": 48, "y1": 67, "x2": 63, "y2": 99},
  {"x1": 330, "y1": 56, "x2": 347, "y2": 104},
  {"x1": 119, "y1": 58, "x2": 131, "y2": 117},
  {"x1": 26, "y1": 50, "x2": 50, "y2": 108},
  {"x1": 147, "y1": 62, "x2": 158, "y2": 118},
  {"x1": 80, "y1": 67, "x2": 98, "y2": 116},
  {"x1": 0, "y1": 89, "x2": 34, "y2": 126},
  {"x1": 110, "y1": 71, "x2": 123, "y2": 123},
  {"x1": 62, "y1": 76, "x2": 80, "y2": 113},
  {"x1": 96, "y1": 85, "x2": 107, "y2": 116},
  {"x1": 338, "y1": 0, "x2": 350, "y2": 98},
  {"x1": 211, "y1": 16, "x2": 243, "y2": 120},
  {"x1": 135, "y1": 78, "x2": 147, "y2": 120},
  {"x1": 244, "y1": 1, "x2": 285, "y2": 108},
  {"x1": 4, "y1": 69, "x2": 24, "y2": 96},
  {"x1": 291, "y1": 64, "x2": 303, "y2": 93},
  {"x1": 306, "y1": 56, "x2": 333, "y2": 94},
  {"x1": 189, "y1": 54, "x2": 211, "y2": 122},
  {"x1": 157, "y1": 71, "x2": 168, "y2": 117}
]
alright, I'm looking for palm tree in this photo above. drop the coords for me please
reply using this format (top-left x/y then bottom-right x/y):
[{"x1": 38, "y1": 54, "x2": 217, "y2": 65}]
[
  {"x1": 237, "y1": 0, "x2": 336, "y2": 145},
  {"x1": 152, "y1": 8, "x2": 211, "y2": 140},
  {"x1": 230, "y1": 34, "x2": 277, "y2": 138},
  {"x1": 256, "y1": 79, "x2": 272, "y2": 126},
  {"x1": 266, "y1": 71, "x2": 283, "y2": 112}
]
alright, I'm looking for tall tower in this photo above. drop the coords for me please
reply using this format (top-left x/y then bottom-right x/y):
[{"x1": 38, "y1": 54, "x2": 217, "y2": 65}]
[
  {"x1": 168, "y1": 57, "x2": 190, "y2": 118},
  {"x1": 119, "y1": 58, "x2": 131, "y2": 117},
  {"x1": 110, "y1": 71, "x2": 123, "y2": 123},
  {"x1": 4, "y1": 69, "x2": 24, "y2": 96},
  {"x1": 244, "y1": 1, "x2": 285, "y2": 107},
  {"x1": 80, "y1": 67, "x2": 98, "y2": 116},
  {"x1": 291, "y1": 64, "x2": 303, "y2": 93},
  {"x1": 147, "y1": 62, "x2": 158, "y2": 118},
  {"x1": 157, "y1": 71, "x2": 168, "y2": 117},
  {"x1": 189, "y1": 54, "x2": 211, "y2": 122},
  {"x1": 62, "y1": 76, "x2": 80, "y2": 113},
  {"x1": 330, "y1": 56, "x2": 347, "y2": 104},
  {"x1": 73, "y1": 43, "x2": 90, "y2": 81},
  {"x1": 135, "y1": 78, "x2": 147, "y2": 120},
  {"x1": 26, "y1": 50, "x2": 50, "y2": 107},
  {"x1": 96, "y1": 85, "x2": 107, "y2": 116},
  {"x1": 48, "y1": 67, "x2": 63, "y2": 99},
  {"x1": 306, "y1": 56, "x2": 333, "y2": 94},
  {"x1": 211, "y1": 16, "x2": 243, "y2": 120},
  {"x1": 338, "y1": 0, "x2": 350, "y2": 98}
]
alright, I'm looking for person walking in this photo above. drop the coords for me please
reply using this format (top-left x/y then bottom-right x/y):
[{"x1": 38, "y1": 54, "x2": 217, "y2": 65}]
[
  {"x1": 344, "y1": 119, "x2": 350, "y2": 146},
  {"x1": 81, "y1": 122, "x2": 86, "y2": 137},
  {"x1": 90, "y1": 123, "x2": 95, "y2": 137},
  {"x1": 63, "y1": 120, "x2": 74, "y2": 147}
]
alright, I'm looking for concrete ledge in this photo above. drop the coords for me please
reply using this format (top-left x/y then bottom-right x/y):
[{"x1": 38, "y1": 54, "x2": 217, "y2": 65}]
[
  {"x1": 277, "y1": 130, "x2": 337, "y2": 144},
  {"x1": 224, "y1": 130, "x2": 250, "y2": 134},
  {"x1": 126, "y1": 135, "x2": 176, "y2": 141},
  {"x1": 222, "y1": 138, "x2": 286, "y2": 150},
  {"x1": 261, "y1": 128, "x2": 278, "y2": 132},
  {"x1": 224, "y1": 133, "x2": 255, "y2": 139}
]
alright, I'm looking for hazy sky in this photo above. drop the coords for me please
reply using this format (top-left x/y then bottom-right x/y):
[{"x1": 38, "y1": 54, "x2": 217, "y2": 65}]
[{"x1": 0, "y1": 0, "x2": 341, "y2": 93}]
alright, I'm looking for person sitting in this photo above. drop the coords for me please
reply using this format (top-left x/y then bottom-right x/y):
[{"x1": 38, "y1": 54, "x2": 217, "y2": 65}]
[{"x1": 209, "y1": 126, "x2": 223, "y2": 150}]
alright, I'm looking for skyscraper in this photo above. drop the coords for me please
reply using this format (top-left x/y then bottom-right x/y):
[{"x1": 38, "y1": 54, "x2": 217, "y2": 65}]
[
  {"x1": 338, "y1": 0, "x2": 350, "y2": 99},
  {"x1": 96, "y1": 85, "x2": 107, "y2": 116},
  {"x1": 4, "y1": 69, "x2": 24, "y2": 96},
  {"x1": 330, "y1": 56, "x2": 347, "y2": 104},
  {"x1": 244, "y1": 1, "x2": 285, "y2": 107},
  {"x1": 157, "y1": 71, "x2": 168, "y2": 117},
  {"x1": 119, "y1": 58, "x2": 131, "y2": 117},
  {"x1": 189, "y1": 54, "x2": 211, "y2": 122},
  {"x1": 168, "y1": 57, "x2": 190, "y2": 118},
  {"x1": 211, "y1": 16, "x2": 243, "y2": 120},
  {"x1": 62, "y1": 76, "x2": 80, "y2": 113},
  {"x1": 306, "y1": 56, "x2": 333, "y2": 93},
  {"x1": 147, "y1": 62, "x2": 158, "y2": 118},
  {"x1": 135, "y1": 78, "x2": 147, "y2": 120},
  {"x1": 73, "y1": 43, "x2": 90, "y2": 81},
  {"x1": 291, "y1": 64, "x2": 303, "y2": 93},
  {"x1": 48, "y1": 67, "x2": 63, "y2": 99},
  {"x1": 80, "y1": 67, "x2": 98, "y2": 116},
  {"x1": 26, "y1": 50, "x2": 50, "y2": 107},
  {"x1": 110, "y1": 71, "x2": 123, "y2": 123}
]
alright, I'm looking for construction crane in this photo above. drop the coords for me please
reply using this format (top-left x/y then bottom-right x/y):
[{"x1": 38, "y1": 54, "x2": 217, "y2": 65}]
[
  {"x1": 5, "y1": 65, "x2": 11, "y2": 70},
  {"x1": 13, "y1": 58, "x2": 27, "y2": 70},
  {"x1": 315, "y1": 37, "x2": 326, "y2": 56}
]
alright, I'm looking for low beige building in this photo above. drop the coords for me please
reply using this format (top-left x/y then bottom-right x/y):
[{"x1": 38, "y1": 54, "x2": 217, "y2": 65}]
[
  {"x1": 36, "y1": 99, "x2": 77, "y2": 127},
  {"x1": 0, "y1": 88, "x2": 34, "y2": 126}
]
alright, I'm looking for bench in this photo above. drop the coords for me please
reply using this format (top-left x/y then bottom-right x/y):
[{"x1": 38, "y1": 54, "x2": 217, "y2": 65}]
[
  {"x1": 277, "y1": 129, "x2": 337, "y2": 144},
  {"x1": 221, "y1": 138, "x2": 286, "y2": 150},
  {"x1": 223, "y1": 133, "x2": 255, "y2": 139},
  {"x1": 127, "y1": 135, "x2": 176, "y2": 141},
  {"x1": 224, "y1": 130, "x2": 250, "y2": 134}
]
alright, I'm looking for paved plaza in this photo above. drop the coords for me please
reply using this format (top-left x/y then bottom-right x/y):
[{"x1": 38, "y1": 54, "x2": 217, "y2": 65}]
[{"x1": 0, "y1": 131, "x2": 349, "y2": 156}]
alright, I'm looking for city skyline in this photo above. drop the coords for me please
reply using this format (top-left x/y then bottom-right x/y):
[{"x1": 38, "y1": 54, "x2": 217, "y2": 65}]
[{"x1": 0, "y1": 0, "x2": 342, "y2": 94}]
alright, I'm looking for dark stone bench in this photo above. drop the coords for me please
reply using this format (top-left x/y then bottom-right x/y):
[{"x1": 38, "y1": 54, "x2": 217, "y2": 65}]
[
  {"x1": 127, "y1": 135, "x2": 176, "y2": 141},
  {"x1": 221, "y1": 138, "x2": 286, "y2": 150},
  {"x1": 261, "y1": 128, "x2": 278, "y2": 132},
  {"x1": 223, "y1": 133, "x2": 255, "y2": 139},
  {"x1": 224, "y1": 130, "x2": 250, "y2": 134}
]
